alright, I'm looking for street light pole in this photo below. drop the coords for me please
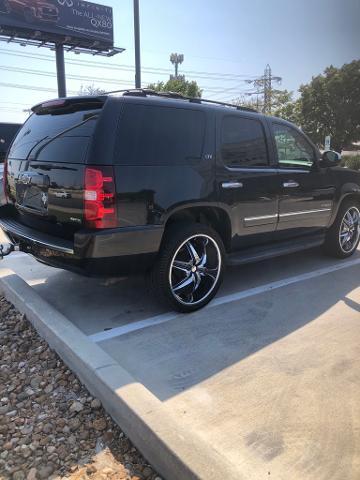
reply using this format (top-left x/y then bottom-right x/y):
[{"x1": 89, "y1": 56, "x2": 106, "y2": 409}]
[{"x1": 133, "y1": 0, "x2": 141, "y2": 88}]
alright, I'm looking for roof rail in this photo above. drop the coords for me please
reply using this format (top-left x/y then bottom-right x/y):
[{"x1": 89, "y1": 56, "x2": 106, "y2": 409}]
[{"x1": 104, "y1": 88, "x2": 258, "y2": 113}]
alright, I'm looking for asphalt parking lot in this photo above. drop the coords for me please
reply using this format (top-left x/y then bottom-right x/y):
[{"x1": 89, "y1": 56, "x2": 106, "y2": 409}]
[{"x1": 2, "y1": 246, "x2": 360, "y2": 479}]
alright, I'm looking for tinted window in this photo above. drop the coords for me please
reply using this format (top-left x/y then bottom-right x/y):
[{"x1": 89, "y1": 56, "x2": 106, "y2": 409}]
[
  {"x1": 116, "y1": 104, "x2": 205, "y2": 165},
  {"x1": 8, "y1": 109, "x2": 101, "y2": 163},
  {"x1": 221, "y1": 116, "x2": 268, "y2": 167},
  {"x1": 273, "y1": 123, "x2": 315, "y2": 169}
]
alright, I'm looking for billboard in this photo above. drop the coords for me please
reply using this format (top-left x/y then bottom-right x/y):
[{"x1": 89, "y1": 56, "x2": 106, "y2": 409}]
[{"x1": 0, "y1": 0, "x2": 113, "y2": 49}]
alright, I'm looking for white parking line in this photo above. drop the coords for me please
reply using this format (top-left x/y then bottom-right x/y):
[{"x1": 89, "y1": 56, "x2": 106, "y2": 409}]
[{"x1": 88, "y1": 257, "x2": 360, "y2": 343}]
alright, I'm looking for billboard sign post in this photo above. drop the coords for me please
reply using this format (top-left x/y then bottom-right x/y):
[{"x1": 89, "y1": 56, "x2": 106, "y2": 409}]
[{"x1": 55, "y1": 44, "x2": 66, "y2": 97}]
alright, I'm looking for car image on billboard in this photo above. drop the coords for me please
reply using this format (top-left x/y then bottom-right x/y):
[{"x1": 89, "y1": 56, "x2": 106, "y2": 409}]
[
  {"x1": 6, "y1": 0, "x2": 59, "y2": 24},
  {"x1": 0, "y1": 0, "x2": 113, "y2": 49}
]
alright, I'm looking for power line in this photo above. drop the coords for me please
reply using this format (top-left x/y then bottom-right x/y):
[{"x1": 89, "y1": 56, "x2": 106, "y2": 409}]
[
  {"x1": 0, "y1": 81, "x2": 78, "y2": 95},
  {"x1": 0, "y1": 64, "x2": 254, "y2": 95},
  {"x1": 0, "y1": 65, "x2": 134, "y2": 86},
  {"x1": 0, "y1": 48, "x2": 258, "y2": 82}
]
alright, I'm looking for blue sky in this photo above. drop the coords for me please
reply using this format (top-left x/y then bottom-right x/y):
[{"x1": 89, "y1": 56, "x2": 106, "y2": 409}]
[{"x1": 0, "y1": 0, "x2": 359, "y2": 123}]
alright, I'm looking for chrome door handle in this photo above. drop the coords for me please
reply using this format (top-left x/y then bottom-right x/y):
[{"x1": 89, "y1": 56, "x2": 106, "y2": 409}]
[
  {"x1": 221, "y1": 181, "x2": 243, "y2": 189},
  {"x1": 283, "y1": 180, "x2": 299, "y2": 188}
]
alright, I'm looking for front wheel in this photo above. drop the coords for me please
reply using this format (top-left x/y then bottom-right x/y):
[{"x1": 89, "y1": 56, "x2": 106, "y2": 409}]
[
  {"x1": 324, "y1": 201, "x2": 360, "y2": 258},
  {"x1": 149, "y1": 223, "x2": 225, "y2": 312}
]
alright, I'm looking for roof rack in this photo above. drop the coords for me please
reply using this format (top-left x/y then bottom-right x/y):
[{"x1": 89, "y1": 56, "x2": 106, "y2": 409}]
[{"x1": 104, "y1": 88, "x2": 258, "y2": 113}]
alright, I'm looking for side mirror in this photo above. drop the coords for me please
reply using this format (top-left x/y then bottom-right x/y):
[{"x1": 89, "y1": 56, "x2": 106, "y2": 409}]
[{"x1": 319, "y1": 150, "x2": 342, "y2": 168}]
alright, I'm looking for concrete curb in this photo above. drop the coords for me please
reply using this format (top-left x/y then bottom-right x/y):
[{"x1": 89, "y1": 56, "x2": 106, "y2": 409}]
[{"x1": 0, "y1": 268, "x2": 241, "y2": 480}]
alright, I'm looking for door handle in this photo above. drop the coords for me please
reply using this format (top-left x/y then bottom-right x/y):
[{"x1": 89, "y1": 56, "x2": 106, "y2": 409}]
[
  {"x1": 221, "y1": 181, "x2": 243, "y2": 189},
  {"x1": 283, "y1": 180, "x2": 299, "y2": 188}
]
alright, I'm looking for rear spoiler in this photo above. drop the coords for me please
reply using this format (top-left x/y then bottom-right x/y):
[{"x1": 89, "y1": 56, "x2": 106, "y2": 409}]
[{"x1": 32, "y1": 96, "x2": 107, "y2": 115}]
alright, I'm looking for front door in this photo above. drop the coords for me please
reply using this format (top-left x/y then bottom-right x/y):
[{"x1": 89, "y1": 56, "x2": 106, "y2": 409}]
[
  {"x1": 271, "y1": 121, "x2": 335, "y2": 236},
  {"x1": 217, "y1": 114, "x2": 279, "y2": 249}
]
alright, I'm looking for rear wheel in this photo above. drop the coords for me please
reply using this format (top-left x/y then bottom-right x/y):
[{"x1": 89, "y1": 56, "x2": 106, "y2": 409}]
[
  {"x1": 324, "y1": 200, "x2": 360, "y2": 258},
  {"x1": 150, "y1": 223, "x2": 225, "y2": 312}
]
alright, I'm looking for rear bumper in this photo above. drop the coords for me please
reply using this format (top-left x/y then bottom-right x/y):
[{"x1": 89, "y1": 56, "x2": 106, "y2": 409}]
[{"x1": 0, "y1": 214, "x2": 164, "y2": 276}]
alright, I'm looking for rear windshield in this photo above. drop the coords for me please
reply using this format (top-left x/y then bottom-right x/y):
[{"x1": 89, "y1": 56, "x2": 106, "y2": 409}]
[
  {"x1": 8, "y1": 107, "x2": 101, "y2": 163},
  {"x1": 0, "y1": 124, "x2": 21, "y2": 159},
  {"x1": 116, "y1": 104, "x2": 205, "y2": 165}
]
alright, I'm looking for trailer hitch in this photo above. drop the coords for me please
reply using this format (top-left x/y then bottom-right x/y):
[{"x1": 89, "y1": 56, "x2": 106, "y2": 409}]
[{"x1": 0, "y1": 242, "x2": 19, "y2": 260}]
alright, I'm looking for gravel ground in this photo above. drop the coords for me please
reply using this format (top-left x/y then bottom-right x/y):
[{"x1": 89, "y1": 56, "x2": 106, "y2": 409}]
[{"x1": 0, "y1": 297, "x2": 161, "y2": 480}]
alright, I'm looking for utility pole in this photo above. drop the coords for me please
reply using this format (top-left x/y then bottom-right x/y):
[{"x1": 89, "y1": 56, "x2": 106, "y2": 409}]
[
  {"x1": 263, "y1": 64, "x2": 281, "y2": 114},
  {"x1": 170, "y1": 53, "x2": 184, "y2": 80},
  {"x1": 133, "y1": 0, "x2": 141, "y2": 88},
  {"x1": 246, "y1": 64, "x2": 281, "y2": 114}
]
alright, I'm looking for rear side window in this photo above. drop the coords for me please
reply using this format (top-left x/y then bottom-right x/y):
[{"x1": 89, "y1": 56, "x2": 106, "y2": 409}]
[
  {"x1": 116, "y1": 104, "x2": 205, "y2": 165},
  {"x1": 8, "y1": 108, "x2": 101, "y2": 163},
  {"x1": 221, "y1": 116, "x2": 268, "y2": 167}
]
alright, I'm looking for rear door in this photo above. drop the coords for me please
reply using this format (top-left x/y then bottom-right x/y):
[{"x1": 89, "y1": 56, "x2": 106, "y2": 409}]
[
  {"x1": 5, "y1": 98, "x2": 104, "y2": 236},
  {"x1": 270, "y1": 121, "x2": 335, "y2": 235},
  {"x1": 216, "y1": 113, "x2": 279, "y2": 249}
]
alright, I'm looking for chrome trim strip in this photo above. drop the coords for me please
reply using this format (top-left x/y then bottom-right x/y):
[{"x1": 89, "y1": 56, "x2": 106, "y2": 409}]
[
  {"x1": 14, "y1": 231, "x2": 74, "y2": 254},
  {"x1": 0, "y1": 222, "x2": 74, "y2": 255},
  {"x1": 225, "y1": 167, "x2": 310, "y2": 174},
  {"x1": 279, "y1": 208, "x2": 332, "y2": 218},
  {"x1": 222, "y1": 181, "x2": 243, "y2": 189},
  {"x1": 244, "y1": 214, "x2": 278, "y2": 222},
  {"x1": 244, "y1": 208, "x2": 332, "y2": 224}
]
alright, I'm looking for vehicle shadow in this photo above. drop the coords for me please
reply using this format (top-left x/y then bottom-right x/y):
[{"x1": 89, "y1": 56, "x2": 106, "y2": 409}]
[
  {"x1": 32, "y1": 270, "x2": 168, "y2": 335},
  {"x1": 99, "y1": 253, "x2": 360, "y2": 401},
  {"x1": 31, "y1": 248, "x2": 360, "y2": 401}
]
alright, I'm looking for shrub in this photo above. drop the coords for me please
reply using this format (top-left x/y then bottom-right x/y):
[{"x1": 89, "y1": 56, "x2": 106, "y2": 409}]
[{"x1": 341, "y1": 154, "x2": 360, "y2": 171}]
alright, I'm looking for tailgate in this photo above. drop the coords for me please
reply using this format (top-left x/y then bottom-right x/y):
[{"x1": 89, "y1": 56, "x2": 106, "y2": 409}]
[
  {"x1": 8, "y1": 159, "x2": 84, "y2": 227},
  {"x1": 4, "y1": 97, "x2": 105, "y2": 236}
]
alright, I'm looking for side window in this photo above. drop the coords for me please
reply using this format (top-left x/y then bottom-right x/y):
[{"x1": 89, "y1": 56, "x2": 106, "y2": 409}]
[
  {"x1": 116, "y1": 104, "x2": 205, "y2": 165},
  {"x1": 273, "y1": 123, "x2": 315, "y2": 169},
  {"x1": 221, "y1": 116, "x2": 269, "y2": 168}
]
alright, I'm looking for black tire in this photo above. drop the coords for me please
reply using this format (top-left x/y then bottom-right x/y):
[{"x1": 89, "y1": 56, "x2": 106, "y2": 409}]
[
  {"x1": 324, "y1": 199, "x2": 360, "y2": 258},
  {"x1": 149, "y1": 223, "x2": 225, "y2": 313}
]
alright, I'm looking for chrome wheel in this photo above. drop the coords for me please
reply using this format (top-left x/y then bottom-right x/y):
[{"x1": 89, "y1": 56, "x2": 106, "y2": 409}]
[
  {"x1": 169, "y1": 234, "x2": 221, "y2": 306},
  {"x1": 339, "y1": 206, "x2": 360, "y2": 253}
]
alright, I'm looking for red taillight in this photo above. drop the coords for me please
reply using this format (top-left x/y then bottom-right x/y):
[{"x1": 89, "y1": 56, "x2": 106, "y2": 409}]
[{"x1": 84, "y1": 166, "x2": 118, "y2": 229}]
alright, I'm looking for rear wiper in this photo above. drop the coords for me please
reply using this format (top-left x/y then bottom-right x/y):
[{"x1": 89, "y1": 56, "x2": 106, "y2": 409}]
[{"x1": 25, "y1": 136, "x2": 49, "y2": 161}]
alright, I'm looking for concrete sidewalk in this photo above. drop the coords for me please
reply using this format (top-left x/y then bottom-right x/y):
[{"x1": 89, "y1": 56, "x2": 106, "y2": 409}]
[{"x1": 0, "y1": 268, "x2": 240, "y2": 480}]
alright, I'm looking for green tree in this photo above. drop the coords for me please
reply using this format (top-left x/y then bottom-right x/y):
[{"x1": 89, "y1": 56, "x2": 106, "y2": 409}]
[
  {"x1": 233, "y1": 89, "x2": 301, "y2": 125},
  {"x1": 232, "y1": 94, "x2": 261, "y2": 110},
  {"x1": 298, "y1": 60, "x2": 360, "y2": 152},
  {"x1": 79, "y1": 84, "x2": 106, "y2": 96},
  {"x1": 272, "y1": 90, "x2": 302, "y2": 125},
  {"x1": 148, "y1": 78, "x2": 202, "y2": 98}
]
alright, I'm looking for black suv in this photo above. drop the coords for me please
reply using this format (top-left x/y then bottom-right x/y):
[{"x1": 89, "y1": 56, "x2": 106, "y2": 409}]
[{"x1": 1, "y1": 90, "x2": 359, "y2": 312}]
